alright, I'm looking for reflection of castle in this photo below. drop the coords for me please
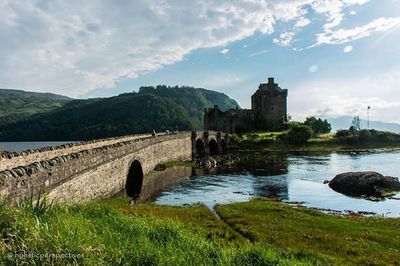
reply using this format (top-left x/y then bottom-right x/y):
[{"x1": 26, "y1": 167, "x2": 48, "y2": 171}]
[{"x1": 204, "y1": 77, "x2": 288, "y2": 133}]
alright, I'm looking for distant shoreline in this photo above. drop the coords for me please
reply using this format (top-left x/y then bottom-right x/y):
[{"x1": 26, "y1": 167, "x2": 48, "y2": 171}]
[
  {"x1": 231, "y1": 131, "x2": 400, "y2": 153},
  {"x1": 232, "y1": 143, "x2": 400, "y2": 153}
]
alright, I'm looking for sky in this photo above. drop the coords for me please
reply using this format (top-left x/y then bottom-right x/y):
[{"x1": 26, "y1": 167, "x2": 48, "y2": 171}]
[{"x1": 1, "y1": 0, "x2": 400, "y2": 123}]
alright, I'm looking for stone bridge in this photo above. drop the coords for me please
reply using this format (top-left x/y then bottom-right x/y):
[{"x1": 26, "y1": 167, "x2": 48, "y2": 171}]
[{"x1": 0, "y1": 131, "x2": 229, "y2": 204}]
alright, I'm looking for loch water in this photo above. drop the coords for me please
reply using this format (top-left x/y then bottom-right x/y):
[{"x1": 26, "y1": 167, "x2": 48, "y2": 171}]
[
  {"x1": 2, "y1": 141, "x2": 399, "y2": 217},
  {"x1": 0, "y1": 142, "x2": 77, "y2": 152},
  {"x1": 154, "y1": 150, "x2": 400, "y2": 217}
]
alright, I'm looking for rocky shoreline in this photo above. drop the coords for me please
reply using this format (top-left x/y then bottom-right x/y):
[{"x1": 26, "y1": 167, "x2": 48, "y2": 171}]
[{"x1": 193, "y1": 154, "x2": 249, "y2": 169}]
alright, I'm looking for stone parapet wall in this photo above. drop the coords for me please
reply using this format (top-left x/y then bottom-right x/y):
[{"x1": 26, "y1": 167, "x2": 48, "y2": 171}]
[
  {"x1": 0, "y1": 132, "x2": 192, "y2": 203},
  {"x1": 47, "y1": 134, "x2": 192, "y2": 202},
  {"x1": 0, "y1": 133, "x2": 154, "y2": 171}
]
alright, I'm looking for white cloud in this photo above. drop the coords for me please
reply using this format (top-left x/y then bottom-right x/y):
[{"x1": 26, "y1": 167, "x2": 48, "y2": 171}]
[
  {"x1": 289, "y1": 71, "x2": 400, "y2": 123},
  {"x1": 273, "y1": 32, "x2": 295, "y2": 46},
  {"x1": 0, "y1": 0, "x2": 276, "y2": 96},
  {"x1": 311, "y1": 0, "x2": 369, "y2": 31},
  {"x1": 343, "y1": 45, "x2": 353, "y2": 53},
  {"x1": 314, "y1": 17, "x2": 400, "y2": 46},
  {"x1": 269, "y1": 0, "x2": 370, "y2": 47},
  {"x1": 248, "y1": 49, "x2": 269, "y2": 57},
  {"x1": 220, "y1": 48, "x2": 229, "y2": 55},
  {"x1": 306, "y1": 0, "x2": 400, "y2": 49},
  {"x1": 0, "y1": 0, "x2": 379, "y2": 96}
]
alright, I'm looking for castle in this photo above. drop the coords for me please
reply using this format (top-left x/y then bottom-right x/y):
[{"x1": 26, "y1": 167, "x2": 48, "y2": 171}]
[{"x1": 204, "y1": 77, "x2": 288, "y2": 133}]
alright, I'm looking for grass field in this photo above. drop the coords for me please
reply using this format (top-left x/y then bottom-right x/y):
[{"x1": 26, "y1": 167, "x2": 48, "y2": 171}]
[
  {"x1": 1, "y1": 198, "x2": 399, "y2": 265},
  {"x1": 216, "y1": 198, "x2": 400, "y2": 265}
]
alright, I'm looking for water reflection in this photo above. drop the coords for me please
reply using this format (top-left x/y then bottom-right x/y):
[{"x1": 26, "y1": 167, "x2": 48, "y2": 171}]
[
  {"x1": 154, "y1": 151, "x2": 400, "y2": 217},
  {"x1": 115, "y1": 166, "x2": 193, "y2": 202},
  {"x1": 236, "y1": 151, "x2": 289, "y2": 176}
]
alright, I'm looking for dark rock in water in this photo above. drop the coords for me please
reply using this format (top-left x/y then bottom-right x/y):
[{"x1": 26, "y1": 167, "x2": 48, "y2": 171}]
[
  {"x1": 329, "y1": 171, "x2": 400, "y2": 197},
  {"x1": 194, "y1": 154, "x2": 247, "y2": 169},
  {"x1": 323, "y1": 180, "x2": 330, "y2": 184}
]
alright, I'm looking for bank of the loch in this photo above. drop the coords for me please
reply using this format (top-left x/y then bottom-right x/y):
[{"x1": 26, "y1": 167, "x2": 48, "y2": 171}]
[
  {"x1": 1, "y1": 197, "x2": 399, "y2": 265},
  {"x1": 231, "y1": 131, "x2": 400, "y2": 153}
]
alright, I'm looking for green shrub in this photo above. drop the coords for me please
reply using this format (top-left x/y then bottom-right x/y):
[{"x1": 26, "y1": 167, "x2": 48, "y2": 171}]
[
  {"x1": 286, "y1": 125, "x2": 313, "y2": 144},
  {"x1": 304, "y1": 116, "x2": 331, "y2": 135},
  {"x1": 358, "y1": 129, "x2": 371, "y2": 142},
  {"x1": 286, "y1": 121, "x2": 303, "y2": 129},
  {"x1": 247, "y1": 133, "x2": 259, "y2": 141},
  {"x1": 230, "y1": 134, "x2": 242, "y2": 144},
  {"x1": 336, "y1": 129, "x2": 351, "y2": 138},
  {"x1": 335, "y1": 129, "x2": 400, "y2": 144}
]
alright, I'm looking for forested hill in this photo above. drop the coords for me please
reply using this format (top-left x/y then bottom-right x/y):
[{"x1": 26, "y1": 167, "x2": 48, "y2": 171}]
[
  {"x1": 0, "y1": 89, "x2": 71, "y2": 125},
  {"x1": 0, "y1": 85, "x2": 240, "y2": 141}
]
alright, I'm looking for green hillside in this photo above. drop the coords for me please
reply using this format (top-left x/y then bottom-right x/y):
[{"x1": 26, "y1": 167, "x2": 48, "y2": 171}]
[
  {"x1": 0, "y1": 89, "x2": 71, "y2": 125},
  {"x1": 0, "y1": 85, "x2": 239, "y2": 141}
]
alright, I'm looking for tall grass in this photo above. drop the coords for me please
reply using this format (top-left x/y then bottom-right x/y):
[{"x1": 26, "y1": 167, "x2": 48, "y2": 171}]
[
  {"x1": 0, "y1": 198, "x2": 312, "y2": 265},
  {"x1": 3, "y1": 197, "x2": 396, "y2": 264},
  {"x1": 19, "y1": 193, "x2": 54, "y2": 218}
]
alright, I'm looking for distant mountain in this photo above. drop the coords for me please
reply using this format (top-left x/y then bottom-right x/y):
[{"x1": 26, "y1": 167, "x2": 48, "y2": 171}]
[
  {"x1": 0, "y1": 85, "x2": 240, "y2": 141},
  {"x1": 0, "y1": 88, "x2": 72, "y2": 125},
  {"x1": 327, "y1": 116, "x2": 400, "y2": 133},
  {"x1": 0, "y1": 89, "x2": 71, "y2": 101}
]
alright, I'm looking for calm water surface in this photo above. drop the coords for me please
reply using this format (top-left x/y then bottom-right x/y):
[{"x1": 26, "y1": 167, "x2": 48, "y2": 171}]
[
  {"x1": 0, "y1": 142, "x2": 77, "y2": 152},
  {"x1": 155, "y1": 151, "x2": 400, "y2": 217}
]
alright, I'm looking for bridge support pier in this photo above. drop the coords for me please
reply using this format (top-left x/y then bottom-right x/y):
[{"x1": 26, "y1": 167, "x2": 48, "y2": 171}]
[
  {"x1": 191, "y1": 131, "x2": 197, "y2": 159},
  {"x1": 217, "y1": 131, "x2": 222, "y2": 155},
  {"x1": 192, "y1": 130, "x2": 229, "y2": 158},
  {"x1": 203, "y1": 130, "x2": 210, "y2": 156}
]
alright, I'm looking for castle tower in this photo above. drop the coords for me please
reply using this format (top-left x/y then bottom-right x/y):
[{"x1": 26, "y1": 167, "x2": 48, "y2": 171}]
[{"x1": 251, "y1": 77, "x2": 288, "y2": 126}]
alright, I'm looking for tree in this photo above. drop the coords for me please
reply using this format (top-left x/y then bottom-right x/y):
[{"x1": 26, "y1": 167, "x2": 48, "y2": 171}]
[
  {"x1": 286, "y1": 124, "x2": 313, "y2": 144},
  {"x1": 350, "y1": 116, "x2": 361, "y2": 133},
  {"x1": 304, "y1": 116, "x2": 332, "y2": 135}
]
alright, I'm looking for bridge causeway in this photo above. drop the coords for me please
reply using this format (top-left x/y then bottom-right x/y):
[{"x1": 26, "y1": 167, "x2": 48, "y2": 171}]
[{"x1": 0, "y1": 131, "x2": 229, "y2": 203}]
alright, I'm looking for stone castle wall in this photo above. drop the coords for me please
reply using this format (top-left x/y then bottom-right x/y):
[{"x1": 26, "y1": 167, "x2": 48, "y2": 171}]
[
  {"x1": 204, "y1": 78, "x2": 287, "y2": 133},
  {"x1": 203, "y1": 108, "x2": 231, "y2": 132},
  {"x1": 251, "y1": 78, "x2": 288, "y2": 124},
  {"x1": 253, "y1": 92, "x2": 287, "y2": 123}
]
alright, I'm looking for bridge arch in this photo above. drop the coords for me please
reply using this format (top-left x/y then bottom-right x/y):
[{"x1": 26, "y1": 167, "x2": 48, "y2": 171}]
[
  {"x1": 209, "y1": 139, "x2": 219, "y2": 155},
  {"x1": 195, "y1": 139, "x2": 206, "y2": 157},
  {"x1": 126, "y1": 160, "x2": 144, "y2": 199}
]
